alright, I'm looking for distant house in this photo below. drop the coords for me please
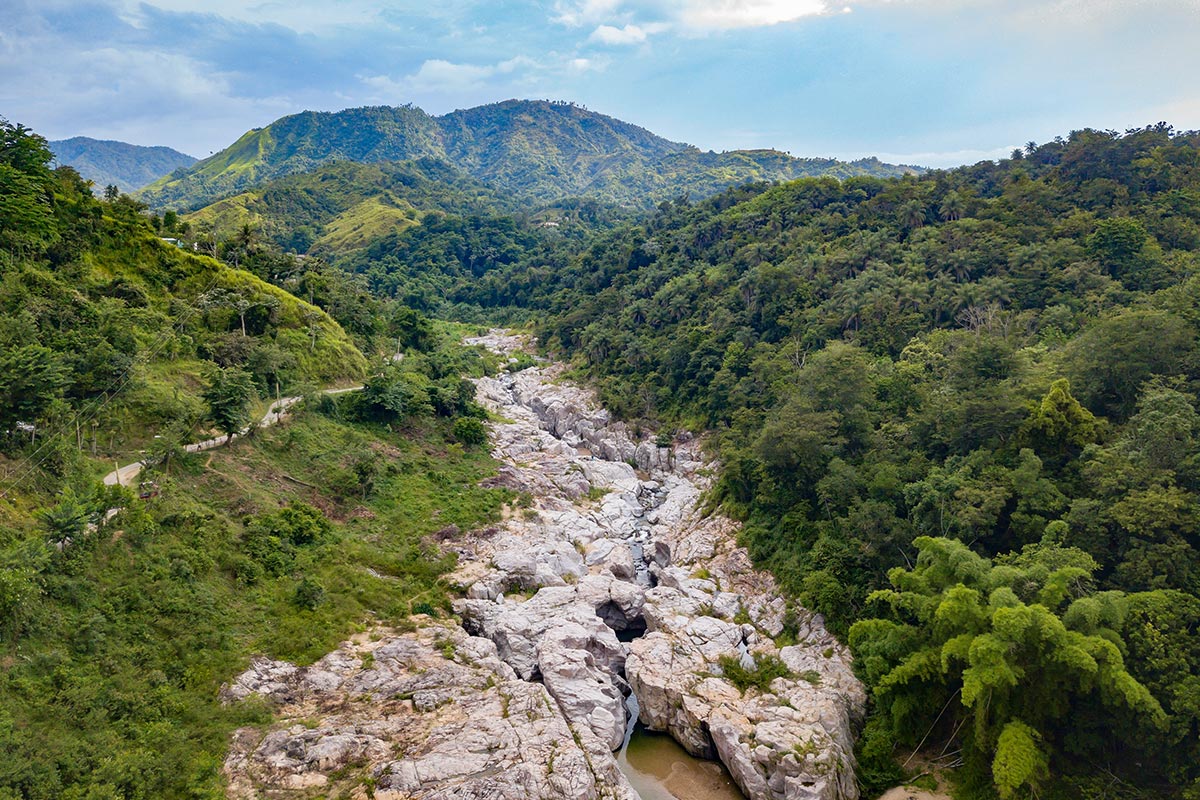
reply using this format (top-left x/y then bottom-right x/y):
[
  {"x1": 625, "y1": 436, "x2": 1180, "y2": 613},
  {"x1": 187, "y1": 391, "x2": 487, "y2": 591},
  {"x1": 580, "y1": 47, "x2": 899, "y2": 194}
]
[{"x1": 160, "y1": 237, "x2": 186, "y2": 248}]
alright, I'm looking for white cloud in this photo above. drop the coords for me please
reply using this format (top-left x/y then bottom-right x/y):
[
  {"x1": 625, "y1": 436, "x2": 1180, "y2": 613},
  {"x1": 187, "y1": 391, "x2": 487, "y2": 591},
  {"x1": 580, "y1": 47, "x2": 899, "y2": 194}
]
[
  {"x1": 361, "y1": 55, "x2": 552, "y2": 98},
  {"x1": 555, "y1": 0, "x2": 835, "y2": 34},
  {"x1": 672, "y1": 0, "x2": 832, "y2": 30},
  {"x1": 589, "y1": 23, "x2": 650, "y2": 44},
  {"x1": 553, "y1": 0, "x2": 624, "y2": 27},
  {"x1": 113, "y1": 0, "x2": 411, "y2": 34},
  {"x1": 366, "y1": 60, "x2": 489, "y2": 94},
  {"x1": 0, "y1": 35, "x2": 292, "y2": 154},
  {"x1": 409, "y1": 59, "x2": 499, "y2": 91}
]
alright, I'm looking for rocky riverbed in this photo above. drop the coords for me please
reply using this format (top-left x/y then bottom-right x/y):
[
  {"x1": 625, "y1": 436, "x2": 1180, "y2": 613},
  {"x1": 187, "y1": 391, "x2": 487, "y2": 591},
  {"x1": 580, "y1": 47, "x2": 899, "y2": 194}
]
[{"x1": 221, "y1": 332, "x2": 865, "y2": 800}]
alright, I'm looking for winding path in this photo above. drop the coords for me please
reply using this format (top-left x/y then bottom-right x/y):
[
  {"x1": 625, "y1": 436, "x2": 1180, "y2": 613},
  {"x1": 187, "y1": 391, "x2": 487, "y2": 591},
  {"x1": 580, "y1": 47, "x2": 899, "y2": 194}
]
[{"x1": 102, "y1": 385, "x2": 362, "y2": 489}]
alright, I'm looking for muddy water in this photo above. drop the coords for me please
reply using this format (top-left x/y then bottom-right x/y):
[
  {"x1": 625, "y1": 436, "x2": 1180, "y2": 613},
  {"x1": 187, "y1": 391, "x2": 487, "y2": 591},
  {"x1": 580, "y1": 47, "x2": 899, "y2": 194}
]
[{"x1": 616, "y1": 696, "x2": 746, "y2": 800}]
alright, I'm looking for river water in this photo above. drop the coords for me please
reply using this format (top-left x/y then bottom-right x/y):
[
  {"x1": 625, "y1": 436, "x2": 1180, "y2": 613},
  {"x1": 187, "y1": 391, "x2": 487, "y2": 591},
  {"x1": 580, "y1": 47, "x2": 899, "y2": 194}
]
[{"x1": 616, "y1": 694, "x2": 747, "y2": 800}]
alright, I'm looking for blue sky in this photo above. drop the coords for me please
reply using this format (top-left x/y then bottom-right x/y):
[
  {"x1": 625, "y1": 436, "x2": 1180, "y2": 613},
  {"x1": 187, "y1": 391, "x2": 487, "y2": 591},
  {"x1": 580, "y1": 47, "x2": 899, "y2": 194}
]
[{"x1": 2, "y1": 0, "x2": 1198, "y2": 167}]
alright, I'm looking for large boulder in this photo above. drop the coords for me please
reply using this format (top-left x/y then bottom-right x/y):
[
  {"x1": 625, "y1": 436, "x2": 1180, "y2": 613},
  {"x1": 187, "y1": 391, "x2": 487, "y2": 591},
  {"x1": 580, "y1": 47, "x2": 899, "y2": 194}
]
[
  {"x1": 538, "y1": 622, "x2": 628, "y2": 751},
  {"x1": 458, "y1": 587, "x2": 625, "y2": 680}
]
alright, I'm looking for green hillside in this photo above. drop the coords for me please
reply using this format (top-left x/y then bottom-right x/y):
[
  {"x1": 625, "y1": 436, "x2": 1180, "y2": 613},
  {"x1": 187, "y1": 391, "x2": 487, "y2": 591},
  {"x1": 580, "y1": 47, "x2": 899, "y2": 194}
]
[
  {"x1": 15, "y1": 103, "x2": 1200, "y2": 800},
  {"x1": 140, "y1": 100, "x2": 921, "y2": 210},
  {"x1": 466, "y1": 124, "x2": 1200, "y2": 798},
  {"x1": 50, "y1": 137, "x2": 196, "y2": 193},
  {"x1": 0, "y1": 118, "x2": 366, "y2": 493},
  {"x1": 0, "y1": 119, "x2": 511, "y2": 799},
  {"x1": 181, "y1": 158, "x2": 501, "y2": 256}
]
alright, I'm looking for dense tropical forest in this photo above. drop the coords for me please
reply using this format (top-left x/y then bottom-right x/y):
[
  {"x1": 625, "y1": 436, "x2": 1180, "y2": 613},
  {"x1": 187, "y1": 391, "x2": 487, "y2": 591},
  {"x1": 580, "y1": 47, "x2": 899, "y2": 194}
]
[
  {"x1": 7, "y1": 109, "x2": 1200, "y2": 800},
  {"x1": 460, "y1": 124, "x2": 1200, "y2": 799}
]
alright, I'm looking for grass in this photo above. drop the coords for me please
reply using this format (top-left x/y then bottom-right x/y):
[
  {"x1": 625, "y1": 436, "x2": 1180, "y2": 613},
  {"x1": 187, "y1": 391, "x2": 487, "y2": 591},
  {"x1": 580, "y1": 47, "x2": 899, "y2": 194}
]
[
  {"x1": 315, "y1": 197, "x2": 420, "y2": 253},
  {"x1": 0, "y1": 405, "x2": 509, "y2": 799}
]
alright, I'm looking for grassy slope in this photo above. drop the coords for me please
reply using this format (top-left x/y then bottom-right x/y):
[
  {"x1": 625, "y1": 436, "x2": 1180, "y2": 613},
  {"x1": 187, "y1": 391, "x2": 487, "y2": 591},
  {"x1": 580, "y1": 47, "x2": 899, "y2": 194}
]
[
  {"x1": 81, "y1": 225, "x2": 367, "y2": 384},
  {"x1": 0, "y1": 212, "x2": 367, "y2": 527},
  {"x1": 181, "y1": 159, "x2": 501, "y2": 257},
  {"x1": 142, "y1": 107, "x2": 446, "y2": 210},
  {"x1": 0, "y1": 406, "x2": 511, "y2": 799},
  {"x1": 313, "y1": 196, "x2": 420, "y2": 254}
]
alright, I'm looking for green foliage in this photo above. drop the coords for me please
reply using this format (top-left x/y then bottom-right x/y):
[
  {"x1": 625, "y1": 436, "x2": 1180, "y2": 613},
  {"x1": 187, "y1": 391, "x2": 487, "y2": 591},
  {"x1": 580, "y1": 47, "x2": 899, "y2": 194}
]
[
  {"x1": 717, "y1": 652, "x2": 792, "y2": 693},
  {"x1": 0, "y1": 397, "x2": 509, "y2": 798},
  {"x1": 142, "y1": 100, "x2": 917, "y2": 212},
  {"x1": 39, "y1": 487, "x2": 92, "y2": 548},
  {"x1": 0, "y1": 344, "x2": 69, "y2": 436},
  {"x1": 292, "y1": 577, "x2": 325, "y2": 610},
  {"x1": 0, "y1": 565, "x2": 39, "y2": 637},
  {"x1": 1088, "y1": 217, "x2": 1150, "y2": 283},
  {"x1": 9, "y1": 110, "x2": 1200, "y2": 799},
  {"x1": 850, "y1": 537, "x2": 1165, "y2": 796},
  {"x1": 0, "y1": 116, "x2": 365, "y2": 468},
  {"x1": 354, "y1": 366, "x2": 435, "y2": 421},
  {"x1": 201, "y1": 366, "x2": 255, "y2": 438},
  {"x1": 1021, "y1": 379, "x2": 1101, "y2": 462},
  {"x1": 241, "y1": 502, "x2": 331, "y2": 576},
  {"x1": 854, "y1": 715, "x2": 907, "y2": 795},
  {"x1": 992, "y1": 721, "x2": 1048, "y2": 799},
  {"x1": 0, "y1": 118, "x2": 58, "y2": 254},
  {"x1": 0, "y1": 119, "x2": 504, "y2": 800},
  {"x1": 452, "y1": 416, "x2": 488, "y2": 446},
  {"x1": 458, "y1": 125, "x2": 1200, "y2": 795},
  {"x1": 1120, "y1": 378, "x2": 1199, "y2": 473}
]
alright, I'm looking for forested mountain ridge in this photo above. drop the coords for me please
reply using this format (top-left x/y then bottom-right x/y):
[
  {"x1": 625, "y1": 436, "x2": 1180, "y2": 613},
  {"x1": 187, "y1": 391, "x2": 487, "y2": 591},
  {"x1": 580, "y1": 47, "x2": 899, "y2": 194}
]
[
  {"x1": 50, "y1": 136, "x2": 197, "y2": 193},
  {"x1": 180, "y1": 157, "x2": 637, "y2": 315},
  {"x1": 461, "y1": 124, "x2": 1200, "y2": 798},
  {"x1": 139, "y1": 100, "x2": 921, "y2": 210}
]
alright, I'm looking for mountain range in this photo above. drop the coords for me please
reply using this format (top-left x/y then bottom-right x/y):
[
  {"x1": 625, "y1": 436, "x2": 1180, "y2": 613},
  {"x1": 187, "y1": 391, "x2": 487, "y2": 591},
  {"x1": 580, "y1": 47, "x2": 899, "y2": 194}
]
[
  {"x1": 49, "y1": 136, "x2": 196, "y2": 193},
  {"x1": 139, "y1": 100, "x2": 922, "y2": 210}
]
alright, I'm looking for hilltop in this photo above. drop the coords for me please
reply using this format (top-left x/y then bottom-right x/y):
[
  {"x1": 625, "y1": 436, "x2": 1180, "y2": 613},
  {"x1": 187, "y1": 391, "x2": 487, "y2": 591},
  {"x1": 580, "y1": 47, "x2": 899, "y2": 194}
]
[
  {"x1": 140, "y1": 100, "x2": 921, "y2": 210},
  {"x1": 50, "y1": 136, "x2": 197, "y2": 193}
]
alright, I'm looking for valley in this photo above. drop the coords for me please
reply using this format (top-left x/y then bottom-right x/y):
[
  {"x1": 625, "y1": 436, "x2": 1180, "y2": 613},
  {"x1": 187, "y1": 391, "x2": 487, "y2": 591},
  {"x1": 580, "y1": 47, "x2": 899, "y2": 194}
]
[
  {"x1": 4, "y1": 105, "x2": 1200, "y2": 800},
  {"x1": 220, "y1": 331, "x2": 862, "y2": 799}
]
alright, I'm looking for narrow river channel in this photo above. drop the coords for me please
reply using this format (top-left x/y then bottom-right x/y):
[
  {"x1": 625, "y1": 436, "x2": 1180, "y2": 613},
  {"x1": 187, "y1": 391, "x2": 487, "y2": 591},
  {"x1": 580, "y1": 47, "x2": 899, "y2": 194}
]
[{"x1": 616, "y1": 695, "x2": 747, "y2": 800}]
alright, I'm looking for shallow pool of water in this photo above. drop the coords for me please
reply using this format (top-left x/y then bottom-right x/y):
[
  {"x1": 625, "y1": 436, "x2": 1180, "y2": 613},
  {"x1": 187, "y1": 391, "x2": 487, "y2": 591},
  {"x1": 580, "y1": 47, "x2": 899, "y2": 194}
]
[{"x1": 616, "y1": 695, "x2": 746, "y2": 800}]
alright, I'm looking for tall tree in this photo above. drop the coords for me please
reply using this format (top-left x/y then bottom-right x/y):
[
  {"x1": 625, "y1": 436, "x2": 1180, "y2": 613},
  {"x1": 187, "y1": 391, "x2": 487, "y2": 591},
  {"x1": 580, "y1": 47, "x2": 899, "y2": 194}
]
[
  {"x1": 850, "y1": 537, "x2": 1165, "y2": 799},
  {"x1": 202, "y1": 366, "x2": 255, "y2": 439}
]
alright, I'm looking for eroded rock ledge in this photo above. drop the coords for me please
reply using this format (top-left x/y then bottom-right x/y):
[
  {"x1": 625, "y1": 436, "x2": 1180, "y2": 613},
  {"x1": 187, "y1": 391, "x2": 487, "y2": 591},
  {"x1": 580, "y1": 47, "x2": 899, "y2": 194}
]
[{"x1": 221, "y1": 331, "x2": 864, "y2": 800}]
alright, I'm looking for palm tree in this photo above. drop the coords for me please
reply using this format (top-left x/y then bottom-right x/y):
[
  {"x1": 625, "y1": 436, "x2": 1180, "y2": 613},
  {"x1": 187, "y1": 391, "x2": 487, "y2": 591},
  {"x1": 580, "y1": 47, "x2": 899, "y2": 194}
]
[
  {"x1": 940, "y1": 191, "x2": 965, "y2": 222},
  {"x1": 899, "y1": 200, "x2": 926, "y2": 232},
  {"x1": 41, "y1": 488, "x2": 90, "y2": 549}
]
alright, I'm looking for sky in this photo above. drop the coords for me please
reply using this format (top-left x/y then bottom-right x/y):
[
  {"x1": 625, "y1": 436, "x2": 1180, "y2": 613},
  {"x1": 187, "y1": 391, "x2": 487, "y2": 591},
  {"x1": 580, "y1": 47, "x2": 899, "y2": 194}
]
[{"x1": 2, "y1": 0, "x2": 1199, "y2": 168}]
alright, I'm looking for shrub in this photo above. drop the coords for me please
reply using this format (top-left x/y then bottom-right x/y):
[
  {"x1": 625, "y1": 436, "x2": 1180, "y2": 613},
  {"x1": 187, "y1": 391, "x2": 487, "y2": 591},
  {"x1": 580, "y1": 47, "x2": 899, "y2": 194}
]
[
  {"x1": 452, "y1": 416, "x2": 488, "y2": 446},
  {"x1": 717, "y1": 652, "x2": 792, "y2": 693}
]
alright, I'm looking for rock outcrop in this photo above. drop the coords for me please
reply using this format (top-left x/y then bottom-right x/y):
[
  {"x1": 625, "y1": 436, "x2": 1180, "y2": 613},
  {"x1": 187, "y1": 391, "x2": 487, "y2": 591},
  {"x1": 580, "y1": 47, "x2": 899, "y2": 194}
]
[
  {"x1": 223, "y1": 622, "x2": 635, "y2": 800},
  {"x1": 221, "y1": 330, "x2": 865, "y2": 800}
]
